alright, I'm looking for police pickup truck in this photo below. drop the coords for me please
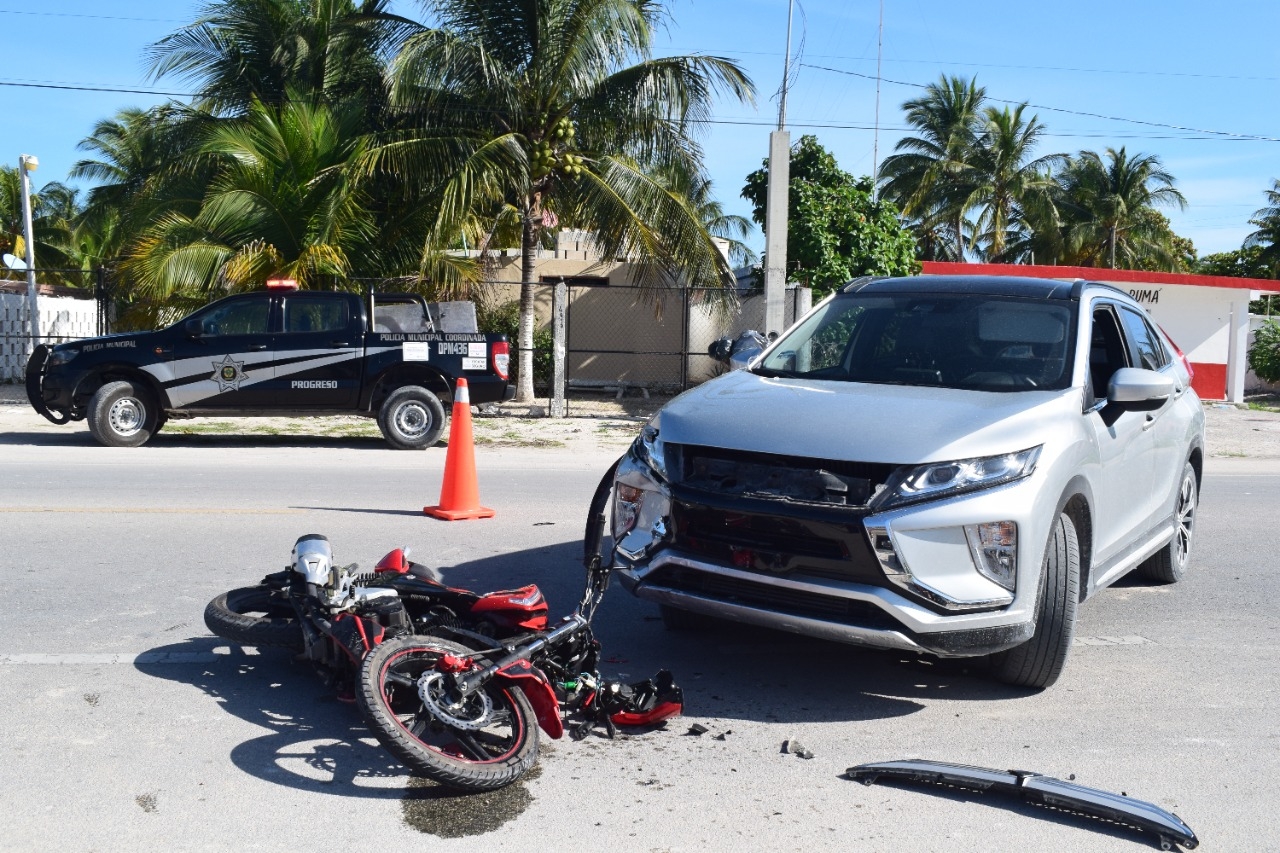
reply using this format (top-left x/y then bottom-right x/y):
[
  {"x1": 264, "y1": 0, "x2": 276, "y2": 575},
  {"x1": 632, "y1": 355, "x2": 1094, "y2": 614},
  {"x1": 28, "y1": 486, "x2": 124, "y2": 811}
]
[{"x1": 25, "y1": 285, "x2": 512, "y2": 449}]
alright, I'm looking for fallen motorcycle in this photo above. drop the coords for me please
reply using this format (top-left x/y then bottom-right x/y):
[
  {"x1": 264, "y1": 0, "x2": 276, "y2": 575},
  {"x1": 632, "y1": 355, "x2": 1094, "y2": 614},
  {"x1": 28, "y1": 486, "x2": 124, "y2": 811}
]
[
  {"x1": 204, "y1": 534, "x2": 550, "y2": 695},
  {"x1": 203, "y1": 462, "x2": 682, "y2": 791},
  {"x1": 356, "y1": 462, "x2": 682, "y2": 791}
]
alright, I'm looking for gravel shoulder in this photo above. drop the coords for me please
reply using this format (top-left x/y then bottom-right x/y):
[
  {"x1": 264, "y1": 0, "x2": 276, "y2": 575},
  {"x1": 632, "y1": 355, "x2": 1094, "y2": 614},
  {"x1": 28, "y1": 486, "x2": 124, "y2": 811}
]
[{"x1": 5, "y1": 381, "x2": 1280, "y2": 461}]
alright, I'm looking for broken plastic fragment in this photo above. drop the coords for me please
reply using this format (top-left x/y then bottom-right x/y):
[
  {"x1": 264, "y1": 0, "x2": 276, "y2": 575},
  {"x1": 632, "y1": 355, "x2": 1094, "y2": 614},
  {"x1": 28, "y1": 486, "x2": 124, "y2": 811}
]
[{"x1": 686, "y1": 723, "x2": 709, "y2": 736}]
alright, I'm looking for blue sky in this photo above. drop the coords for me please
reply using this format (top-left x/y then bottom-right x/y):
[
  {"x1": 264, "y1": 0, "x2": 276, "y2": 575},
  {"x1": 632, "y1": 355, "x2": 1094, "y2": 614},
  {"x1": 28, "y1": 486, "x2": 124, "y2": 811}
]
[{"x1": 2, "y1": 0, "x2": 1277, "y2": 258}]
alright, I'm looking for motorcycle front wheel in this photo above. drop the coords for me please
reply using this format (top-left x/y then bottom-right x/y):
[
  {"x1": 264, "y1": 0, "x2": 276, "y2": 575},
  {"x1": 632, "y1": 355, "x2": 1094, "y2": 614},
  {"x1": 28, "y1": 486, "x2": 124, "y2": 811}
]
[
  {"x1": 357, "y1": 635, "x2": 539, "y2": 792},
  {"x1": 204, "y1": 585, "x2": 303, "y2": 651}
]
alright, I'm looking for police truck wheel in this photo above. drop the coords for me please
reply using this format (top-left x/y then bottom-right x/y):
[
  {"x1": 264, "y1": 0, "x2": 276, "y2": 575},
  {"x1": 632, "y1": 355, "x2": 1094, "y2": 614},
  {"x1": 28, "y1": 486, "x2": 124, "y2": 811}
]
[
  {"x1": 87, "y1": 381, "x2": 159, "y2": 448},
  {"x1": 378, "y1": 386, "x2": 447, "y2": 450}
]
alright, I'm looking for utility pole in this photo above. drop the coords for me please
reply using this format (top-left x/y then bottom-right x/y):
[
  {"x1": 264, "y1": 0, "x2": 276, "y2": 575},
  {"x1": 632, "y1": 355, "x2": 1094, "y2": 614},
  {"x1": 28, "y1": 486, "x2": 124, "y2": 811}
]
[
  {"x1": 762, "y1": 0, "x2": 794, "y2": 338},
  {"x1": 19, "y1": 154, "x2": 39, "y2": 348}
]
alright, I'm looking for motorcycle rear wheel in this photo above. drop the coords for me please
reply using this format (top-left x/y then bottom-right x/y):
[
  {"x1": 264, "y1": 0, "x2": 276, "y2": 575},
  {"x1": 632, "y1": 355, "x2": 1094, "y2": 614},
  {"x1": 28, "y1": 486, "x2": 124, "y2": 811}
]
[
  {"x1": 358, "y1": 635, "x2": 539, "y2": 792},
  {"x1": 204, "y1": 585, "x2": 303, "y2": 651}
]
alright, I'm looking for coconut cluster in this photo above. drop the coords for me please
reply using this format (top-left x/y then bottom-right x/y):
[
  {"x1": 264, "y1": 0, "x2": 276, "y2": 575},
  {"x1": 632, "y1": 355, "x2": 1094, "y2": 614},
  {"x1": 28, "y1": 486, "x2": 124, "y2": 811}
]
[{"x1": 530, "y1": 116, "x2": 582, "y2": 180}]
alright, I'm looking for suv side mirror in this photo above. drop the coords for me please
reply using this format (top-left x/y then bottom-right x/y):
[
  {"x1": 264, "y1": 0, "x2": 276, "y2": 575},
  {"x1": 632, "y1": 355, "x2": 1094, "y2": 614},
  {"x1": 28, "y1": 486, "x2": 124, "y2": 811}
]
[
  {"x1": 184, "y1": 318, "x2": 204, "y2": 338},
  {"x1": 1108, "y1": 367, "x2": 1174, "y2": 411}
]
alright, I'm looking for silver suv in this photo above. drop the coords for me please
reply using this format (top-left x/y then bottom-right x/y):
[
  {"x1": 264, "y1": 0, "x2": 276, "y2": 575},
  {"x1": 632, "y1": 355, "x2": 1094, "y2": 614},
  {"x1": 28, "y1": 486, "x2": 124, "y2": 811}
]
[{"x1": 610, "y1": 275, "x2": 1204, "y2": 688}]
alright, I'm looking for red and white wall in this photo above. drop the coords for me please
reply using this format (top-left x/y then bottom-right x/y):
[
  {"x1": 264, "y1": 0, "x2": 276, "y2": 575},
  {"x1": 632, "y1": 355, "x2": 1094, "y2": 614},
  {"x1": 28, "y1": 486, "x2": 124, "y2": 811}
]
[{"x1": 920, "y1": 262, "x2": 1280, "y2": 402}]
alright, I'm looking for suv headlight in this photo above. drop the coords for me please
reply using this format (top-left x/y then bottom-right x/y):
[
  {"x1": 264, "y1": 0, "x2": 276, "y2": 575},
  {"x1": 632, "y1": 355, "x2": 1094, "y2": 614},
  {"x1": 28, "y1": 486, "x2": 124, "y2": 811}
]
[
  {"x1": 46, "y1": 348, "x2": 78, "y2": 367},
  {"x1": 633, "y1": 423, "x2": 668, "y2": 482},
  {"x1": 878, "y1": 446, "x2": 1042, "y2": 508}
]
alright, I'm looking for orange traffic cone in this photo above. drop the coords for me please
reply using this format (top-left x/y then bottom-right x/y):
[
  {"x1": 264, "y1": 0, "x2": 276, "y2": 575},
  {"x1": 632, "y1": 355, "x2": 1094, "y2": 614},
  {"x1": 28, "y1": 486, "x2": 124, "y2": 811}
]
[{"x1": 424, "y1": 379, "x2": 495, "y2": 520}]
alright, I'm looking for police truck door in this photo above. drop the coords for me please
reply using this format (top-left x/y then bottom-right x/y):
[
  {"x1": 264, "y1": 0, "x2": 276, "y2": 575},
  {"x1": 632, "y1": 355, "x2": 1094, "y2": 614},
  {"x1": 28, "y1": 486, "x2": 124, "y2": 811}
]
[{"x1": 273, "y1": 293, "x2": 361, "y2": 407}]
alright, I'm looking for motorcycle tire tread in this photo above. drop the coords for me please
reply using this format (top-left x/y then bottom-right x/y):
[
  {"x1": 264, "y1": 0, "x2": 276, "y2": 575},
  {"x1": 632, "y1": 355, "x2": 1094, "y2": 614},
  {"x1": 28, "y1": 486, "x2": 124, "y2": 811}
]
[
  {"x1": 357, "y1": 635, "x2": 540, "y2": 792},
  {"x1": 204, "y1": 585, "x2": 304, "y2": 651}
]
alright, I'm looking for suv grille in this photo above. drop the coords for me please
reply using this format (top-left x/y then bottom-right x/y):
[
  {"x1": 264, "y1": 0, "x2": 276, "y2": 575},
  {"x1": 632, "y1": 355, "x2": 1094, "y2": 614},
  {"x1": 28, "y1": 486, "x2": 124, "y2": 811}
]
[{"x1": 675, "y1": 445, "x2": 896, "y2": 508}]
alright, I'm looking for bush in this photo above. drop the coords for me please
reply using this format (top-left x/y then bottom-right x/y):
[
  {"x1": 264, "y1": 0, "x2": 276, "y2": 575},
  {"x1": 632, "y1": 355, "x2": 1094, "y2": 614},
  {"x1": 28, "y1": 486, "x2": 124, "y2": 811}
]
[
  {"x1": 476, "y1": 300, "x2": 553, "y2": 389},
  {"x1": 1249, "y1": 320, "x2": 1280, "y2": 384}
]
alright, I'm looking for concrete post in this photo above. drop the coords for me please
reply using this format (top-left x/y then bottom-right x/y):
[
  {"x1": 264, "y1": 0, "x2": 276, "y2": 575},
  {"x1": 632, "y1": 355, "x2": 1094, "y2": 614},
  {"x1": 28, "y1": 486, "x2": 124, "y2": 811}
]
[
  {"x1": 19, "y1": 154, "x2": 38, "y2": 350},
  {"x1": 1227, "y1": 296, "x2": 1252, "y2": 403},
  {"x1": 763, "y1": 130, "x2": 790, "y2": 337},
  {"x1": 550, "y1": 280, "x2": 567, "y2": 417}
]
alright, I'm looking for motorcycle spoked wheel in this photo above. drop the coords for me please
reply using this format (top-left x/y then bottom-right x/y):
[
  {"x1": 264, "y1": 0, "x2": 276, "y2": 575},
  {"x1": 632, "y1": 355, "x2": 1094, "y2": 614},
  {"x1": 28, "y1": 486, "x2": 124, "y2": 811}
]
[
  {"x1": 204, "y1": 585, "x2": 304, "y2": 651},
  {"x1": 357, "y1": 635, "x2": 539, "y2": 792}
]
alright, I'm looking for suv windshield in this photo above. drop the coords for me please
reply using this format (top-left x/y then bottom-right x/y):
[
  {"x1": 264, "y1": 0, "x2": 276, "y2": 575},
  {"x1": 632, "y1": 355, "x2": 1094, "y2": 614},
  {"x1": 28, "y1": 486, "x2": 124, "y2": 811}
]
[{"x1": 756, "y1": 293, "x2": 1075, "y2": 391}]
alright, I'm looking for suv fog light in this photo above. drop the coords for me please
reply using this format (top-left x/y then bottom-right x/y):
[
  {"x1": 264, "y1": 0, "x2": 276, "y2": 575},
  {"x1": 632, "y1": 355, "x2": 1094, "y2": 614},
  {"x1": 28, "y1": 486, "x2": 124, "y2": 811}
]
[{"x1": 964, "y1": 521, "x2": 1018, "y2": 591}]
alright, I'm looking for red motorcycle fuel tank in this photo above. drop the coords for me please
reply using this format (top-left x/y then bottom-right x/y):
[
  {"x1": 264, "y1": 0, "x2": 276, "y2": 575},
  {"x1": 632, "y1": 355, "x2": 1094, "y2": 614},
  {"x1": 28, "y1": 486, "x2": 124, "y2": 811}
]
[{"x1": 470, "y1": 585, "x2": 548, "y2": 630}]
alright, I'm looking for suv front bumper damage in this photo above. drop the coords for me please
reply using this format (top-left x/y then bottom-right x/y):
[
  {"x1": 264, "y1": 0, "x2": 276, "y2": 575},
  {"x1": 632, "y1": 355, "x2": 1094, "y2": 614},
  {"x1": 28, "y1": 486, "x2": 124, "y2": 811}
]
[{"x1": 846, "y1": 759, "x2": 1198, "y2": 850}]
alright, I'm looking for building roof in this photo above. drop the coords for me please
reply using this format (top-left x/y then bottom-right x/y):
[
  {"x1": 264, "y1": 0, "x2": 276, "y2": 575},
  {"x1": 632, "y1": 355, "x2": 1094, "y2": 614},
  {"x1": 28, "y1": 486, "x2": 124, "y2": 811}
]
[{"x1": 919, "y1": 261, "x2": 1280, "y2": 294}]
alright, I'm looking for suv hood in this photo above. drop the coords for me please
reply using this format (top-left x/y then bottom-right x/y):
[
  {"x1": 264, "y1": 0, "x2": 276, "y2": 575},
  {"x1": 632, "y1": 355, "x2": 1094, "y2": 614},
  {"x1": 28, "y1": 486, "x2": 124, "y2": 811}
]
[{"x1": 658, "y1": 370, "x2": 1081, "y2": 464}]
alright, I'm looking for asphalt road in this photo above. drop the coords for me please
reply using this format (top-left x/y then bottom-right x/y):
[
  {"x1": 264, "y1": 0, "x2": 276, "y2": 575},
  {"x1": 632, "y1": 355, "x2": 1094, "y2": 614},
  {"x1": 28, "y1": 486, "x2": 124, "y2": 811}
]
[{"x1": 1, "y1": 428, "x2": 1277, "y2": 852}]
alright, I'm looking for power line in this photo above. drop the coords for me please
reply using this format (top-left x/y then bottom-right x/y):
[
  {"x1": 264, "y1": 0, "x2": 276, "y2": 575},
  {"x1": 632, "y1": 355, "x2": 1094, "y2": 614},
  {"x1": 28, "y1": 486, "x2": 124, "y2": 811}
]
[
  {"x1": 668, "y1": 45, "x2": 1280, "y2": 84},
  {"x1": 805, "y1": 64, "x2": 1280, "y2": 143},
  {"x1": 0, "y1": 9, "x2": 181, "y2": 23},
  {"x1": 0, "y1": 76, "x2": 1273, "y2": 145}
]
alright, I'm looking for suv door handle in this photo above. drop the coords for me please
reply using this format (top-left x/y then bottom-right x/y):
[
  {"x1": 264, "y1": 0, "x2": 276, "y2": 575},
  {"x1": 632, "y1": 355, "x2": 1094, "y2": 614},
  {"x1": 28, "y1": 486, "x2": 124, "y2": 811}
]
[
  {"x1": 1143, "y1": 413, "x2": 1157, "y2": 431},
  {"x1": 330, "y1": 341, "x2": 349, "y2": 347},
  {"x1": 248, "y1": 344, "x2": 267, "y2": 351}
]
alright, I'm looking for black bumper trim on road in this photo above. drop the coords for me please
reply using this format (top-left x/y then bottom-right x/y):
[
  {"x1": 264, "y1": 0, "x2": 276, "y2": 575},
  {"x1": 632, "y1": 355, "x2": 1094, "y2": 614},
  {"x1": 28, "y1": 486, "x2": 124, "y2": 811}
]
[{"x1": 846, "y1": 760, "x2": 1199, "y2": 850}]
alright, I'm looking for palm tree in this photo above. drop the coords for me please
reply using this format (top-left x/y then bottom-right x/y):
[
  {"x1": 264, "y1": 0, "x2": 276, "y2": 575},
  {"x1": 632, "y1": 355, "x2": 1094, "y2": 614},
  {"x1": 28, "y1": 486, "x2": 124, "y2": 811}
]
[
  {"x1": 1056, "y1": 147, "x2": 1186, "y2": 268},
  {"x1": 122, "y1": 96, "x2": 377, "y2": 300},
  {"x1": 376, "y1": 0, "x2": 754, "y2": 402},
  {"x1": 1245, "y1": 179, "x2": 1280, "y2": 276},
  {"x1": 146, "y1": 0, "x2": 402, "y2": 116},
  {"x1": 965, "y1": 105, "x2": 1064, "y2": 261},
  {"x1": 878, "y1": 75, "x2": 986, "y2": 261}
]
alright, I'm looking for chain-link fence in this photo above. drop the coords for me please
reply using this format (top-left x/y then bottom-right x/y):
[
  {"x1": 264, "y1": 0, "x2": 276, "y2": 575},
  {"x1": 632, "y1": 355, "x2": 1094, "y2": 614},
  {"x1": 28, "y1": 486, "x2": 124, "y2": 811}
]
[{"x1": 4, "y1": 271, "x2": 813, "y2": 406}]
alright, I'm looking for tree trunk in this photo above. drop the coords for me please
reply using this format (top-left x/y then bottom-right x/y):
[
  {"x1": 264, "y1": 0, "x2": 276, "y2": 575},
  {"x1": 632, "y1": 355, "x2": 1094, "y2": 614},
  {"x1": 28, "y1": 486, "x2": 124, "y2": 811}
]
[
  {"x1": 1108, "y1": 223, "x2": 1117, "y2": 269},
  {"x1": 515, "y1": 205, "x2": 540, "y2": 403},
  {"x1": 956, "y1": 212, "x2": 966, "y2": 262}
]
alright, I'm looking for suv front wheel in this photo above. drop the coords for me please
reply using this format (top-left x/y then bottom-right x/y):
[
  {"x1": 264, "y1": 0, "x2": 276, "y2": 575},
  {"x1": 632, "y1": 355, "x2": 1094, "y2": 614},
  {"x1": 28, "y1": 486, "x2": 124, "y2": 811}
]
[
  {"x1": 988, "y1": 512, "x2": 1080, "y2": 690},
  {"x1": 87, "y1": 380, "x2": 160, "y2": 448}
]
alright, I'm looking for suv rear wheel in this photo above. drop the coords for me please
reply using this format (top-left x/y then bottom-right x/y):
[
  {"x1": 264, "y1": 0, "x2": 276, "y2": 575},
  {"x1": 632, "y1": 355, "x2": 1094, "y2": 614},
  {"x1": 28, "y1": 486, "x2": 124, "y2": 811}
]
[
  {"x1": 377, "y1": 385, "x2": 447, "y2": 450},
  {"x1": 87, "y1": 380, "x2": 160, "y2": 448},
  {"x1": 1137, "y1": 461, "x2": 1197, "y2": 583}
]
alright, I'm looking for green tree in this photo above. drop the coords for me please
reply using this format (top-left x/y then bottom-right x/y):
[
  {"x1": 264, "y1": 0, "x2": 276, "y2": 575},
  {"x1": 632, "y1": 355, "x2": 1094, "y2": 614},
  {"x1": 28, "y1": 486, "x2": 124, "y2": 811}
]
[
  {"x1": 1248, "y1": 319, "x2": 1280, "y2": 383},
  {"x1": 966, "y1": 104, "x2": 1064, "y2": 262},
  {"x1": 743, "y1": 135, "x2": 918, "y2": 298},
  {"x1": 0, "y1": 167, "x2": 80, "y2": 275},
  {"x1": 122, "y1": 96, "x2": 376, "y2": 299},
  {"x1": 1244, "y1": 178, "x2": 1280, "y2": 277},
  {"x1": 877, "y1": 75, "x2": 987, "y2": 261},
  {"x1": 378, "y1": 0, "x2": 755, "y2": 401},
  {"x1": 147, "y1": 0, "x2": 399, "y2": 115},
  {"x1": 1055, "y1": 147, "x2": 1186, "y2": 268}
]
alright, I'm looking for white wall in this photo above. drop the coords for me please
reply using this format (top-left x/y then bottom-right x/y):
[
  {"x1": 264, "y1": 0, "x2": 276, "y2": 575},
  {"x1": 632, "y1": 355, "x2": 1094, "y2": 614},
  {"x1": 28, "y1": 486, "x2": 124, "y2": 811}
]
[{"x1": 0, "y1": 291, "x2": 98, "y2": 382}]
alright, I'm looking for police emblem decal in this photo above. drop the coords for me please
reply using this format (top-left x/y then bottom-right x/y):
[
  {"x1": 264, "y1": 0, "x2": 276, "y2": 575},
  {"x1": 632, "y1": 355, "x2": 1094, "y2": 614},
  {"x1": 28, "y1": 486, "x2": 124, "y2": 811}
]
[{"x1": 212, "y1": 354, "x2": 250, "y2": 392}]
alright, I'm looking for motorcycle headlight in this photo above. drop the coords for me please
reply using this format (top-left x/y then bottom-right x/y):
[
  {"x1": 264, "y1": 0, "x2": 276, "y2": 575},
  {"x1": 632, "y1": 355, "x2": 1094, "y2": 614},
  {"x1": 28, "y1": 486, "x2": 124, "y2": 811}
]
[{"x1": 879, "y1": 446, "x2": 1042, "y2": 508}]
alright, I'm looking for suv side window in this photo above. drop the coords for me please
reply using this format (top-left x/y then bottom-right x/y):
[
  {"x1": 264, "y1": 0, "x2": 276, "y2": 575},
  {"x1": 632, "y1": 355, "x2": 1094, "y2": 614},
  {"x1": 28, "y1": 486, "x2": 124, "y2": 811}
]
[
  {"x1": 284, "y1": 296, "x2": 349, "y2": 334},
  {"x1": 1117, "y1": 307, "x2": 1170, "y2": 371},
  {"x1": 1088, "y1": 305, "x2": 1129, "y2": 406},
  {"x1": 197, "y1": 298, "x2": 271, "y2": 337}
]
